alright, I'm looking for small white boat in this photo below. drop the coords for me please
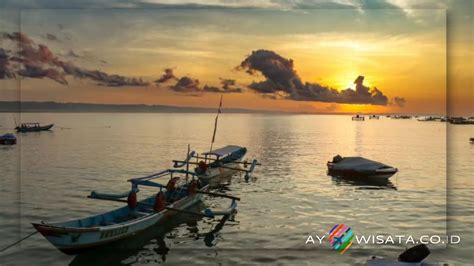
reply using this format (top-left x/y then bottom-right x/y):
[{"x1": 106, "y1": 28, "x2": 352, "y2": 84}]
[
  {"x1": 32, "y1": 169, "x2": 238, "y2": 254},
  {"x1": 327, "y1": 155, "x2": 398, "y2": 179}
]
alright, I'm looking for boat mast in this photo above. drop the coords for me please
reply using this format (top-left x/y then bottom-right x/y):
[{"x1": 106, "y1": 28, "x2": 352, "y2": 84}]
[
  {"x1": 12, "y1": 114, "x2": 18, "y2": 127},
  {"x1": 208, "y1": 95, "x2": 223, "y2": 160},
  {"x1": 186, "y1": 144, "x2": 190, "y2": 181}
]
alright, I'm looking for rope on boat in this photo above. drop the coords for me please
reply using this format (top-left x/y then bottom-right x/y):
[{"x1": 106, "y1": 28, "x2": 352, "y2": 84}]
[{"x1": 0, "y1": 231, "x2": 38, "y2": 253}]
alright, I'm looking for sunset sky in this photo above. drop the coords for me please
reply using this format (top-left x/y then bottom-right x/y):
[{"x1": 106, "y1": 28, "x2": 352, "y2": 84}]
[{"x1": 0, "y1": 0, "x2": 472, "y2": 115}]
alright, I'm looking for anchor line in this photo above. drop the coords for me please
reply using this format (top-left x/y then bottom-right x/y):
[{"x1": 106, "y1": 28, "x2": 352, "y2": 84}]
[{"x1": 0, "y1": 231, "x2": 38, "y2": 253}]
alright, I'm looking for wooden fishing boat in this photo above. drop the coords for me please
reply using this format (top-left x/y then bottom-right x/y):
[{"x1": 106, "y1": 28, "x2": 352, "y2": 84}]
[
  {"x1": 32, "y1": 169, "x2": 238, "y2": 254},
  {"x1": 15, "y1": 123, "x2": 54, "y2": 132},
  {"x1": 0, "y1": 133, "x2": 16, "y2": 145},
  {"x1": 173, "y1": 145, "x2": 258, "y2": 185}
]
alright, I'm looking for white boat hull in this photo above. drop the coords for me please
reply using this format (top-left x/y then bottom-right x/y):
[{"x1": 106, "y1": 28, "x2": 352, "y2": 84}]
[{"x1": 199, "y1": 162, "x2": 241, "y2": 185}]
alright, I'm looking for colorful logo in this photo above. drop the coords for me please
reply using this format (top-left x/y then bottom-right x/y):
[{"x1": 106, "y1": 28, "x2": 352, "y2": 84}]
[{"x1": 329, "y1": 224, "x2": 354, "y2": 254}]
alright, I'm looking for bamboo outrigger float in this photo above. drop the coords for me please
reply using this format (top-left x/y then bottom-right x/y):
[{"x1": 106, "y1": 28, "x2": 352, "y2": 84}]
[{"x1": 32, "y1": 169, "x2": 239, "y2": 254}]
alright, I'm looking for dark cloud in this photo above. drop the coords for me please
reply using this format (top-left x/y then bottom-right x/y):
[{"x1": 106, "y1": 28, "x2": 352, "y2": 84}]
[
  {"x1": 238, "y1": 49, "x2": 397, "y2": 105},
  {"x1": 58, "y1": 61, "x2": 147, "y2": 87},
  {"x1": 170, "y1": 76, "x2": 201, "y2": 93},
  {"x1": 18, "y1": 65, "x2": 68, "y2": 85},
  {"x1": 391, "y1": 96, "x2": 406, "y2": 107},
  {"x1": 160, "y1": 69, "x2": 243, "y2": 95},
  {"x1": 0, "y1": 48, "x2": 15, "y2": 79},
  {"x1": 220, "y1": 78, "x2": 243, "y2": 93},
  {"x1": 154, "y1": 68, "x2": 177, "y2": 83},
  {"x1": 1, "y1": 31, "x2": 148, "y2": 87},
  {"x1": 203, "y1": 78, "x2": 243, "y2": 93}
]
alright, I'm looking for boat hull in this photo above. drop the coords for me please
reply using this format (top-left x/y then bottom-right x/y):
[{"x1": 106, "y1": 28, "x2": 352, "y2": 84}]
[
  {"x1": 327, "y1": 166, "x2": 397, "y2": 179},
  {"x1": 32, "y1": 188, "x2": 205, "y2": 254},
  {"x1": 16, "y1": 124, "x2": 54, "y2": 132},
  {"x1": 199, "y1": 161, "x2": 241, "y2": 185},
  {"x1": 0, "y1": 138, "x2": 16, "y2": 145}
]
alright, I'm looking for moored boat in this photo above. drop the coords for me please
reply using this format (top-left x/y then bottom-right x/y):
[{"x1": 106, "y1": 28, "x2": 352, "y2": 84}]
[
  {"x1": 352, "y1": 114, "x2": 365, "y2": 121},
  {"x1": 32, "y1": 169, "x2": 238, "y2": 254},
  {"x1": 15, "y1": 123, "x2": 54, "y2": 132},
  {"x1": 449, "y1": 117, "x2": 474, "y2": 124},
  {"x1": 0, "y1": 133, "x2": 16, "y2": 145},
  {"x1": 367, "y1": 244, "x2": 432, "y2": 265},
  {"x1": 327, "y1": 155, "x2": 398, "y2": 179},
  {"x1": 173, "y1": 145, "x2": 258, "y2": 186},
  {"x1": 391, "y1": 115, "x2": 411, "y2": 119},
  {"x1": 172, "y1": 97, "x2": 259, "y2": 186},
  {"x1": 369, "y1": 115, "x2": 379, "y2": 119}
]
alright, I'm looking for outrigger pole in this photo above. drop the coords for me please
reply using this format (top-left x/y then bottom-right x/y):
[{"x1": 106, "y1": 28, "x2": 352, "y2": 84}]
[
  {"x1": 172, "y1": 160, "x2": 258, "y2": 172},
  {"x1": 209, "y1": 95, "x2": 223, "y2": 157}
]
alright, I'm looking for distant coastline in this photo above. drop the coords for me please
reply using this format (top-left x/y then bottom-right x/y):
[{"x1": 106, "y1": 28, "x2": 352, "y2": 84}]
[
  {"x1": 0, "y1": 101, "x2": 447, "y2": 116},
  {"x1": 0, "y1": 101, "x2": 273, "y2": 114}
]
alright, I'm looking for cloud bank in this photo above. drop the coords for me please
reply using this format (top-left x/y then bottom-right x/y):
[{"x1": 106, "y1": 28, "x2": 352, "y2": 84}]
[
  {"x1": 237, "y1": 49, "x2": 402, "y2": 106},
  {"x1": 156, "y1": 68, "x2": 243, "y2": 94},
  {"x1": 1, "y1": 32, "x2": 148, "y2": 87},
  {"x1": 1, "y1": 32, "x2": 406, "y2": 108}
]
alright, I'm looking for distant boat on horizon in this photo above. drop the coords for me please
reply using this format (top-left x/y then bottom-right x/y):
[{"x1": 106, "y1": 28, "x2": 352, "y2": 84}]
[
  {"x1": 352, "y1": 114, "x2": 365, "y2": 121},
  {"x1": 15, "y1": 123, "x2": 54, "y2": 132}
]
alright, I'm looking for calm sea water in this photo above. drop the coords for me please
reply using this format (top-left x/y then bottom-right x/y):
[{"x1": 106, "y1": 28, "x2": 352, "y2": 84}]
[{"x1": 0, "y1": 113, "x2": 472, "y2": 265}]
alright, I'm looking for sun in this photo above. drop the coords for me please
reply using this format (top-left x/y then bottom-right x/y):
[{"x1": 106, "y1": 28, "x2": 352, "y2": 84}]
[{"x1": 346, "y1": 82, "x2": 356, "y2": 90}]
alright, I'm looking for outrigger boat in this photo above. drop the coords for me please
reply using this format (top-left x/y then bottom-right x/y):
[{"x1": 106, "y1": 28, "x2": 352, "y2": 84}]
[
  {"x1": 15, "y1": 123, "x2": 54, "y2": 132},
  {"x1": 32, "y1": 169, "x2": 238, "y2": 254},
  {"x1": 173, "y1": 145, "x2": 259, "y2": 186},
  {"x1": 173, "y1": 97, "x2": 259, "y2": 186}
]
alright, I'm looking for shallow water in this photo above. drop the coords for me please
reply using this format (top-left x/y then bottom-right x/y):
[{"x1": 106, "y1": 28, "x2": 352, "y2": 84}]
[{"x1": 0, "y1": 113, "x2": 472, "y2": 265}]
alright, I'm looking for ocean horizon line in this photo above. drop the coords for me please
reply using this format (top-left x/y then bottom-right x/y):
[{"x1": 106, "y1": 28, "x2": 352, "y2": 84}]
[{"x1": 0, "y1": 101, "x2": 447, "y2": 116}]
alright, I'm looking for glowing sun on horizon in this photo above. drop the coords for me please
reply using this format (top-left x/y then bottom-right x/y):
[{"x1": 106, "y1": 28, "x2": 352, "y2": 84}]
[{"x1": 347, "y1": 82, "x2": 356, "y2": 90}]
